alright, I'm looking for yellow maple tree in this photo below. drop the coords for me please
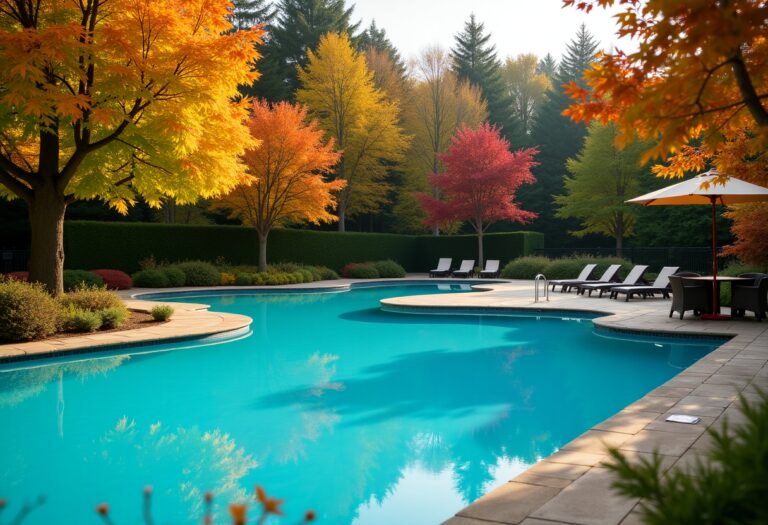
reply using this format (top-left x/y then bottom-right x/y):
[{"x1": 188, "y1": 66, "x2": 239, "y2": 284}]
[
  {"x1": 213, "y1": 100, "x2": 343, "y2": 271},
  {"x1": 0, "y1": 0, "x2": 262, "y2": 293},
  {"x1": 296, "y1": 32, "x2": 409, "y2": 231}
]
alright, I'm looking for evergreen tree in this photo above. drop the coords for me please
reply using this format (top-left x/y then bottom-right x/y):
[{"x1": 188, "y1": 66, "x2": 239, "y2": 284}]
[
  {"x1": 516, "y1": 24, "x2": 599, "y2": 249},
  {"x1": 255, "y1": 0, "x2": 360, "y2": 101},
  {"x1": 450, "y1": 15, "x2": 520, "y2": 143},
  {"x1": 537, "y1": 53, "x2": 558, "y2": 79},
  {"x1": 358, "y1": 20, "x2": 405, "y2": 74},
  {"x1": 228, "y1": 0, "x2": 275, "y2": 32}
]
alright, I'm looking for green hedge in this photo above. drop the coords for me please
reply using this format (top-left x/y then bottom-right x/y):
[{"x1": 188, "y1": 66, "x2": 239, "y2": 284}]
[{"x1": 62, "y1": 221, "x2": 543, "y2": 273}]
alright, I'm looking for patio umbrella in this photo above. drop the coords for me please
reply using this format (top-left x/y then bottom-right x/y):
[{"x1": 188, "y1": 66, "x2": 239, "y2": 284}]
[{"x1": 626, "y1": 169, "x2": 768, "y2": 319}]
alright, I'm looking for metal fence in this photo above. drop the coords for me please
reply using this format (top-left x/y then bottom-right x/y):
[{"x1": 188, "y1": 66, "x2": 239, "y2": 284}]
[{"x1": 533, "y1": 247, "x2": 732, "y2": 274}]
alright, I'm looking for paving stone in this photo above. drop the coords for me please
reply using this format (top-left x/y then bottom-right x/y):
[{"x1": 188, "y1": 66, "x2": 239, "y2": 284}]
[
  {"x1": 442, "y1": 517, "x2": 498, "y2": 525},
  {"x1": 677, "y1": 395, "x2": 733, "y2": 408},
  {"x1": 649, "y1": 386, "x2": 693, "y2": 398},
  {"x1": 562, "y1": 430, "x2": 632, "y2": 454},
  {"x1": 513, "y1": 472, "x2": 573, "y2": 489},
  {"x1": 457, "y1": 482, "x2": 560, "y2": 524},
  {"x1": 624, "y1": 396, "x2": 677, "y2": 413},
  {"x1": 667, "y1": 402, "x2": 725, "y2": 418},
  {"x1": 531, "y1": 468, "x2": 637, "y2": 525},
  {"x1": 690, "y1": 383, "x2": 741, "y2": 398},
  {"x1": 619, "y1": 430, "x2": 699, "y2": 456},
  {"x1": 594, "y1": 411, "x2": 658, "y2": 434},
  {"x1": 527, "y1": 460, "x2": 591, "y2": 480},
  {"x1": 543, "y1": 450, "x2": 608, "y2": 467}
]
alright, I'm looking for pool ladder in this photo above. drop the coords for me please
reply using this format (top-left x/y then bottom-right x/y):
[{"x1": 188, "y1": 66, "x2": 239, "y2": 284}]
[{"x1": 534, "y1": 274, "x2": 549, "y2": 302}]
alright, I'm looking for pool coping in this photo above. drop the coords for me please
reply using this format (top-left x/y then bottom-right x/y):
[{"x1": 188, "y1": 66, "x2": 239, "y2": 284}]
[{"x1": 1, "y1": 277, "x2": 767, "y2": 525}]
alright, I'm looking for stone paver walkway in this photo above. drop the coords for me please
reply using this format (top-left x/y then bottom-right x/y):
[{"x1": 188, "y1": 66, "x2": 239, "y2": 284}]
[{"x1": 379, "y1": 280, "x2": 768, "y2": 525}]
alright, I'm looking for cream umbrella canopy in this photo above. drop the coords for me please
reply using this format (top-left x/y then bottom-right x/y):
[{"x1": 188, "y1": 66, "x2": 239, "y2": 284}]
[{"x1": 626, "y1": 169, "x2": 768, "y2": 318}]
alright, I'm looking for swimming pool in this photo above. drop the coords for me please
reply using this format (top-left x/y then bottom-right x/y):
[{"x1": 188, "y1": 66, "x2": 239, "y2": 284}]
[{"x1": 0, "y1": 284, "x2": 724, "y2": 525}]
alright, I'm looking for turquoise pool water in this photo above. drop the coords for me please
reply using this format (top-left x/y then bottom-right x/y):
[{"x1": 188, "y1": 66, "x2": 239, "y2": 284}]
[{"x1": 0, "y1": 284, "x2": 724, "y2": 525}]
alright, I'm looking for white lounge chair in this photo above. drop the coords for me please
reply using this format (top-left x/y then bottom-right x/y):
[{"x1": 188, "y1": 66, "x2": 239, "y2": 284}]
[
  {"x1": 549, "y1": 264, "x2": 597, "y2": 292},
  {"x1": 479, "y1": 259, "x2": 500, "y2": 278},
  {"x1": 429, "y1": 258, "x2": 452, "y2": 277},
  {"x1": 609, "y1": 266, "x2": 679, "y2": 301},
  {"x1": 452, "y1": 260, "x2": 475, "y2": 278}
]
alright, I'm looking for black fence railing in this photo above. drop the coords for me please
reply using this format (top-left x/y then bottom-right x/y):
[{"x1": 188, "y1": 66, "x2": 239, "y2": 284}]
[
  {"x1": 0, "y1": 250, "x2": 29, "y2": 273},
  {"x1": 533, "y1": 247, "x2": 732, "y2": 274}
]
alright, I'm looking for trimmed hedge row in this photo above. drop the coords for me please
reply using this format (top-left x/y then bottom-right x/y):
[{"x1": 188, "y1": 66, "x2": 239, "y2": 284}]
[{"x1": 62, "y1": 221, "x2": 543, "y2": 273}]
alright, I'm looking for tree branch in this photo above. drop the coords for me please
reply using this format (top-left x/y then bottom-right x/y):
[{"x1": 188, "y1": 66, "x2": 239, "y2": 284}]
[
  {"x1": 0, "y1": 167, "x2": 33, "y2": 202},
  {"x1": 730, "y1": 47, "x2": 768, "y2": 127}
]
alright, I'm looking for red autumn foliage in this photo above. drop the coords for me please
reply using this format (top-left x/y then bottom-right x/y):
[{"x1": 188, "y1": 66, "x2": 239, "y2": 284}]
[
  {"x1": 417, "y1": 123, "x2": 537, "y2": 264},
  {"x1": 4, "y1": 271, "x2": 29, "y2": 282},
  {"x1": 91, "y1": 269, "x2": 133, "y2": 290}
]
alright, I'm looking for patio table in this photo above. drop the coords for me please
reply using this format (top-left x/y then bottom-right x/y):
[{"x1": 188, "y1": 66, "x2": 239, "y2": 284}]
[{"x1": 682, "y1": 276, "x2": 753, "y2": 315}]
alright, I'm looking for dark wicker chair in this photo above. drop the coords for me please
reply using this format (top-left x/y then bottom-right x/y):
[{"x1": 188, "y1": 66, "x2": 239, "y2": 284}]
[
  {"x1": 731, "y1": 274, "x2": 768, "y2": 320},
  {"x1": 669, "y1": 274, "x2": 710, "y2": 319}
]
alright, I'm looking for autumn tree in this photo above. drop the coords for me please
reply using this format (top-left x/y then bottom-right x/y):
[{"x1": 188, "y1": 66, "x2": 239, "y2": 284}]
[
  {"x1": 554, "y1": 123, "x2": 647, "y2": 256},
  {"x1": 0, "y1": 0, "x2": 262, "y2": 293},
  {"x1": 417, "y1": 124, "x2": 537, "y2": 266},
  {"x1": 213, "y1": 101, "x2": 342, "y2": 271},
  {"x1": 564, "y1": 0, "x2": 768, "y2": 264},
  {"x1": 297, "y1": 32, "x2": 408, "y2": 231},
  {"x1": 358, "y1": 20, "x2": 406, "y2": 76},
  {"x1": 228, "y1": 0, "x2": 275, "y2": 32},
  {"x1": 396, "y1": 46, "x2": 487, "y2": 234},
  {"x1": 451, "y1": 15, "x2": 519, "y2": 143},
  {"x1": 502, "y1": 54, "x2": 552, "y2": 139}
]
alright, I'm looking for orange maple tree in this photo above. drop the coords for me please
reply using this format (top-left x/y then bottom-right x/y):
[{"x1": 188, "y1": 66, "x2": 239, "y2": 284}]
[
  {"x1": 213, "y1": 100, "x2": 343, "y2": 272},
  {"x1": 563, "y1": 0, "x2": 768, "y2": 265},
  {"x1": 0, "y1": 0, "x2": 262, "y2": 293}
]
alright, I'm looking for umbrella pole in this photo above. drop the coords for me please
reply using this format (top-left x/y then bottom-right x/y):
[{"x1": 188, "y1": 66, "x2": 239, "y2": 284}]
[{"x1": 711, "y1": 196, "x2": 718, "y2": 315}]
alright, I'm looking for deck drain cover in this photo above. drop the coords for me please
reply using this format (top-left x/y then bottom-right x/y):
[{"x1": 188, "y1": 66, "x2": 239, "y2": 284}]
[{"x1": 666, "y1": 414, "x2": 701, "y2": 424}]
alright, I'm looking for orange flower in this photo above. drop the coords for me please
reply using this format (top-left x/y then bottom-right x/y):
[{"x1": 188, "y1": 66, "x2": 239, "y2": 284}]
[
  {"x1": 304, "y1": 510, "x2": 316, "y2": 522},
  {"x1": 254, "y1": 485, "x2": 284, "y2": 516},
  {"x1": 229, "y1": 503, "x2": 247, "y2": 525},
  {"x1": 96, "y1": 503, "x2": 109, "y2": 515}
]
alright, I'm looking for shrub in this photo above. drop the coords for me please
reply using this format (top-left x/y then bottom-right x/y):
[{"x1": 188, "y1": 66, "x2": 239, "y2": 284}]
[
  {"x1": 542, "y1": 258, "x2": 591, "y2": 280},
  {"x1": 234, "y1": 273, "x2": 253, "y2": 286},
  {"x1": 60, "y1": 285, "x2": 124, "y2": 312},
  {"x1": 0, "y1": 280, "x2": 61, "y2": 341},
  {"x1": 63, "y1": 269, "x2": 104, "y2": 292},
  {"x1": 501, "y1": 256, "x2": 550, "y2": 279},
  {"x1": 99, "y1": 306, "x2": 129, "y2": 329},
  {"x1": 372, "y1": 259, "x2": 406, "y2": 278},
  {"x1": 314, "y1": 266, "x2": 339, "y2": 280},
  {"x1": 5, "y1": 271, "x2": 29, "y2": 282},
  {"x1": 174, "y1": 261, "x2": 220, "y2": 287},
  {"x1": 606, "y1": 390, "x2": 768, "y2": 524},
  {"x1": 150, "y1": 305, "x2": 174, "y2": 321},
  {"x1": 220, "y1": 272, "x2": 236, "y2": 286},
  {"x1": 131, "y1": 269, "x2": 171, "y2": 288},
  {"x1": 161, "y1": 266, "x2": 186, "y2": 287},
  {"x1": 719, "y1": 261, "x2": 766, "y2": 305},
  {"x1": 270, "y1": 262, "x2": 302, "y2": 273},
  {"x1": 298, "y1": 268, "x2": 315, "y2": 283},
  {"x1": 61, "y1": 305, "x2": 102, "y2": 332},
  {"x1": 91, "y1": 269, "x2": 133, "y2": 290},
  {"x1": 341, "y1": 263, "x2": 380, "y2": 279}
]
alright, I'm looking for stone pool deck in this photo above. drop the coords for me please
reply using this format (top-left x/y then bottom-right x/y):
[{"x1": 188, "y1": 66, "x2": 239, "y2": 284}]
[
  {"x1": 1, "y1": 276, "x2": 766, "y2": 524},
  {"x1": 379, "y1": 280, "x2": 768, "y2": 525}
]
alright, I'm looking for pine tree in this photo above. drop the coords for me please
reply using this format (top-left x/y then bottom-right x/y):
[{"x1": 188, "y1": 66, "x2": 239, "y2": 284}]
[
  {"x1": 516, "y1": 24, "x2": 599, "y2": 249},
  {"x1": 255, "y1": 0, "x2": 360, "y2": 101},
  {"x1": 450, "y1": 15, "x2": 520, "y2": 143},
  {"x1": 537, "y1": 53, "x2": 558, "y2": 79},
  {"x1": 228, "y1": 0, "x2": 275, "y2": 31},
  {"x1": 358, "y1": 20, "x2": 405, "y2": 73}
]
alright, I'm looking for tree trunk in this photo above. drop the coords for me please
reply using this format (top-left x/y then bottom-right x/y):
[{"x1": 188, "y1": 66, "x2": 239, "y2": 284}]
[
  {"x1": 615, "y1": 212, "x2": 624, "y2": 258},
  {"x1": 477, "y1": 229, "x2": 484, "y2": 270},
  {"x1": 337, "y1": 205, "x2": 346, "y2": 232},
  {"x1": 258, "y1": 231, "x2": 269, "y2": 273},
  {"x1": 28, "y1": 182, "x2": 68, "y2": 295}
]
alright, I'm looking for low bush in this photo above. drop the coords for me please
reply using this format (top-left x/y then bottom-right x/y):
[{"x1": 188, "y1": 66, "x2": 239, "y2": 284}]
[
  {"x1": 150, "y1": 305, "x2": 174, "y2": 321},
  {"x1": 542, "y1": 258, "x2": 591, "y2": 280},
  {"x1": 5, "y1": 271, "x2": 29, "y2": 282},
  {"x1": 60, "y1": 285, "x2": 124, "y2": 311},
  {"x1": 234, "y1": 273, "x2": 253, "y2": 286},
  {"x1": 91, "y1": 269, "x2": 133, "y2": 290},
  {"x1": 314, "y1": 266, "x2": 339, "y2": 281},
  {"x1": 61, "y1": 305, "x2": 102, "y2": 332},
  {"x1": 298, "y1": 268, "x2": 315, "y2": 283},
  {"x1": 161, "y1": 266, "x2": 186, "y2": 287},
  {"x1": 131, "y1": 269, "x2": 171, "y2": 288},
  {"x1": 500, "y1": 256, "x2": 550, "y2": 279},
  {"x1": 63, "y1": 269, "x2": 104, "y2": 292},
  {"x1": 99, "y1": 306, "x2": 129, "y2": 329},
  {"x1": 220, "y1": 272, "x2": 236, "y2": 286},
  {"x1": 0, "y1": 279, "x2": 61, "y2": 342},
  {"x1": 270, "y1": 262, "x2": 302, "y2": 273},
  {"x1": 372, "y1": 259, "x2": 406, "y2": 278},
  {"x1": 341, "y1": 262, "x2": 380, "y2": 279},
  {"x1": 173, "y1": 261, "x2": 220, "y2": 287}
]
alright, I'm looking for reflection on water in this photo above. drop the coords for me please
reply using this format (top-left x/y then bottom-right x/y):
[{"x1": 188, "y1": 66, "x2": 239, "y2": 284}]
[{"x1": 0, "y1": 285, "x2": 724, "y2": 525}]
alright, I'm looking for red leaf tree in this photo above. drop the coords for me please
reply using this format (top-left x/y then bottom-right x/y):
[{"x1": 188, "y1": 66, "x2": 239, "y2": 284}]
[{"x1": 417, "y1": 124, "x2": 538, "y2": 267}]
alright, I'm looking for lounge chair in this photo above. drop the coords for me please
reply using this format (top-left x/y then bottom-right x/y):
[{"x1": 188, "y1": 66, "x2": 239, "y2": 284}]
[
  {"x1": 669, "y1": 274, "x2": 710, "y2": 319},
  {"x1": 577, "y1": 265, "x2": 649, "y2": 297},
  {"x1": 549, "y1": 264, "x2": 597, "y2": 292},
  {"x1": 452, "y1": 260, "x2": 475, "y2": 278},
  {"x1": 429, "y1": 258, "x2": 452, "y2": 277},
  {"x1": 560, "y1": 264, "x2": 622, "y2": 293},
  {"x1": 609, "y1": 266, "x2": 679, "y2": 301},
  {"x1": 479, "y1": 259, "x2": 500, "y2": 278}
]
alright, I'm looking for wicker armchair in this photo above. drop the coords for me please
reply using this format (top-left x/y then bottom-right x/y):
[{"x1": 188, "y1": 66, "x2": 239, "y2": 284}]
[
  {"x1": 731, "y1": 274, "x2": 768, "y2": 320},
  {"x1": 669, "y1": 274, "x2": 710, "y2": 319}
]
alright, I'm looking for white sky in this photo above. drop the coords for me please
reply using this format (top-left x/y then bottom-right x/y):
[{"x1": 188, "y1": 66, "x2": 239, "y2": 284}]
[{"x1": 349, "y1": 0, "x2": 633, "y2": 62}]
